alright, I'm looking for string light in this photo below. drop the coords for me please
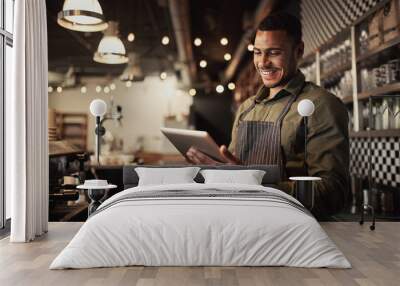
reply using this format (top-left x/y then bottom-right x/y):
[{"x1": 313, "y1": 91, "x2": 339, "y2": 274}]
[
  {"x1": 247, "y1": 44, "x2": 254, "y2": 51},
  {"x1": 126, "y1": 81, "x2": 132, "y2": 87},
  {"x1": 81, "y1": 86, "x2": 87, "y2": 93},
  {"x1": 48, "y1": 86, "x2": 53, "y2": 93},
  {"x1": 228, "y1": 82, "x2": 235, "y2": 90},
  {"x1": 109, "y1": 83, "x2": 116, "y2": 90},
  {"x1": 194, "y1": 38, "x2": 202, "y2": 46},
  {"x1": 220, "y1": 37, "x2": 228, "y2": 46},
  {"x1": 127, "y1": 32, "x2": 135, "y2": 42},
  {"x1": 161, "y1": 36, "x2": 170, "y2": 45},
  {"x1": 103, "y1": 86, "x2": 110, "y2": 93},
  {"x1": 96, "y1": 85, "x2": 102, "y2": 93},
  {"x1": 199, "y1": 60, "x2": 207, "y2": 68},
  {"x1": 189, "y1": 88, "x2": 196, "y2": 96},
  {"x1": 216, "y1": 85, "x2": 224, "y2": 93},
  {"x1": 56, "y1": 86, "x2": 63, "y2": 93},
  {"x1": 160, "y1": 72, "x2": 167, "y2": 80},
  {"x1": 224, "y1": 53, "x2": 232, "y2": 61}
]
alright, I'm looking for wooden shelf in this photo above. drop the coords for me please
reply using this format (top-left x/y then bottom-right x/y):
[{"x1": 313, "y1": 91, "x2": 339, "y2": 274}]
[
  {"x1": 350, "y1": 129, "x2": 400, "y2": 138},
  {"x1": 49, "y1": 140, "x2": 84, "y2": 157},
  {"x1": 56, "y1": 112, "x2": 88, "y2": 150},
  {"x1": 342, "y1": 96, "x2": 353, "y2": 104},
  {"x1": 356, "y1": 35, "x2": 400, "y2": 64},
  {"x1": 321, "y1": 63, "x2": 351, "y2": 81},
  {"x1": 358, "y1": 83, "x2": 400, "y2": 101}
]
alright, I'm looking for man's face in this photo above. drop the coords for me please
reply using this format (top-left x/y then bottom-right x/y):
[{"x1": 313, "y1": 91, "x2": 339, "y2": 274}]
[{"x1": 253, "y1": 30, "x2": 303, "y2": 88}]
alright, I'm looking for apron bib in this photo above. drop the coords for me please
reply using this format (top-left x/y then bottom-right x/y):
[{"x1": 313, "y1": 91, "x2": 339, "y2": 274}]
[{"x1": 235, "y1": 84, "x2": 305, "y2": 177}]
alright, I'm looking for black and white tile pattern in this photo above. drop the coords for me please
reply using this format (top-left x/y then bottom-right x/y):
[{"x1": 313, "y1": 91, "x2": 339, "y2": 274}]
[
  {"x1": 301, "y1": 0, "x2": 381, "y2": 55},
  {"x1": 350, "y1": 137, "x2": 400, "y2": 188}
]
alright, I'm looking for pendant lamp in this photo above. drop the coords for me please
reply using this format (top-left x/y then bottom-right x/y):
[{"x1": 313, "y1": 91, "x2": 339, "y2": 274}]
[
  {"x1": 57, "y1": 0, "x2": 108, "y2": 32},
  {"x1": 93, "y1": 21, "x2": 129, "y2": 64}
]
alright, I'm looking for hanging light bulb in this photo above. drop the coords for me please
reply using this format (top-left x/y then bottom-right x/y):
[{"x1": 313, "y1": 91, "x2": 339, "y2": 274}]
[
  {"x1": 57, "y1": 0, "x2": 108, "y2": 32},
  {"x1": 199, "y1": 60, "x2": 207, "y2": 68},
  {"x1": 161, "y1": 36, "x2": 170, "y2": 45},
  {"x1": 220, "y1": 37, "x2": 228, "y2": 46},
  {"x1": 194, "y1": 38, "x2": 202, "y2": 47},
  {"x1": 127, "y1": 33, "x2": 135, "y2": 42},
  {"x1": 224, "y1": 53, "x2": 232, "y2": 61},
  {"x1": 216, "y1": 85, "x2": 224, "y2": 93},
  {"x1": 189, "y1": 88, "x2": 196, "y2": 96},
  {"x1": 247, "y1": 44, "x2": 254, "y2": 51},
  {"x1": 228, "y1": 82, "x2": 235, "y2": 90},
  {"x1": 94, "y1": 21, "x2": 129, "y2": 64},
  {"x1": 160, "y1": 71, "x2": 167, "y2": 80}
]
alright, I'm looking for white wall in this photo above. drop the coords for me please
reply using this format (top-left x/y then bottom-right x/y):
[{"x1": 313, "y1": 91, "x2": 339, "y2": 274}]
[{"x1": 49, "y1": 75, "x2": 193, "y2": 154}]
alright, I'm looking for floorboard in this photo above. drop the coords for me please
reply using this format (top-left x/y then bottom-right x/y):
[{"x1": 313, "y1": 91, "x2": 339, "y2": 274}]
[{"x1": 0, "y1": 222, "x2": 399, "y2": 286}]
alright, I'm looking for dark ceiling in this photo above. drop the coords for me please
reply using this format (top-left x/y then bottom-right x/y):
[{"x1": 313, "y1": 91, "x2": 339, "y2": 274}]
[
  {"x1": 46, "y1": 0, "x2": 285, "y2": 84},
  {"x1": 46, "y1": 0, "x2": 178, "y2": 77},
  {"x1": 190, "y1": 0, "x2": 260, "y2": 81}
]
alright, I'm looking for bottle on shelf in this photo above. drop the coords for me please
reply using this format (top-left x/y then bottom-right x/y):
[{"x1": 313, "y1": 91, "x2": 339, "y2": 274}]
[{"x1": 359, "y1": 29, "x2": 369, "y2": 55}]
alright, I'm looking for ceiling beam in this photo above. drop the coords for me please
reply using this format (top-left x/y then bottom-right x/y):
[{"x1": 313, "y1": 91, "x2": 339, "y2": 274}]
[
  {"x1": 222, "y1": 0, "x2": 275, "y2": 84},
  {"x1": 144, "y1": 0, "x2": 161, "y2": 33},
  {"x1": 168, "y1": 0, "x2": 196, "y2": 86}
]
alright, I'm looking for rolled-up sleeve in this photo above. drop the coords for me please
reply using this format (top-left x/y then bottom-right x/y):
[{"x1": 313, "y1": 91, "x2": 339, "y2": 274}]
[{"x1": 306, "y1": 93, "x2": 350, "y2": 217}]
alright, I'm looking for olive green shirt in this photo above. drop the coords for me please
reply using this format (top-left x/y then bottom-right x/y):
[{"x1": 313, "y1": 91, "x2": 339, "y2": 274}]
[{"x1": 229, "y1": 71, "x2": 350, "y2": 217}]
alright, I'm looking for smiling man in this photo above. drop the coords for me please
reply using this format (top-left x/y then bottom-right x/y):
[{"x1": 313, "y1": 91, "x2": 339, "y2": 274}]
[{"x1": 186, "y1": 12, "x2": 350, "y2": 218}]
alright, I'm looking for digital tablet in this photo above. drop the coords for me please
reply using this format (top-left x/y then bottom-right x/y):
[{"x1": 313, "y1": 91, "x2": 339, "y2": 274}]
[{"x1": 160, "y1": 127, "x2": 225, "y2": 162}]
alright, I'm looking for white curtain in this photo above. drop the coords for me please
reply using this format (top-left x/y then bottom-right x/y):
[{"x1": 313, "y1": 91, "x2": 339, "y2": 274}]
[{"x1": 7, "y1": 0, "x2": 48, "y2": 242}]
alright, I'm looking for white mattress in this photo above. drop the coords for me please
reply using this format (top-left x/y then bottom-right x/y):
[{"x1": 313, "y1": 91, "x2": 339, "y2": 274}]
[{"x1": 50, "y1": 183, "x2": 351, "y2": 269}]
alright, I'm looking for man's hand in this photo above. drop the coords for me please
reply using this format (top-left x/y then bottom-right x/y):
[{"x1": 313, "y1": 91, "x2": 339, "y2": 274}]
[{"x1": 185, "y1": 145, "x2": 241, "y2": 165}]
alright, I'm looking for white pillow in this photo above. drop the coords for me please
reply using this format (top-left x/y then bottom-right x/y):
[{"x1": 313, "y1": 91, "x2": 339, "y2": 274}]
[
  {"x1": 200, "y1": 169, "x2": 266, "y2": 185},
  {"x1": 135, "y1": 167, "x2": 201, "y2": 186}
]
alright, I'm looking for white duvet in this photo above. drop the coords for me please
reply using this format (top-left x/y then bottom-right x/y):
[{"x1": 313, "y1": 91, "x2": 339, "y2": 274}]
[{"x1": 50, "y1": 183, "x2": 351, "y2": 269}]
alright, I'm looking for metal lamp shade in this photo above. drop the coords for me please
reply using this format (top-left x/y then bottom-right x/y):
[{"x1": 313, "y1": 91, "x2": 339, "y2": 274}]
[
  {"x1": 93, "y1": 36, "x2": 129, "y2": 64},
  {"x1": 57, "y1": 0, "x2": 108, "y2": 32}
]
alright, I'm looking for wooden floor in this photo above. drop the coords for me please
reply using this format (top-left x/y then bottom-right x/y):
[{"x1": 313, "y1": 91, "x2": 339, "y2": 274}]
[{"x1": 0, "y1": 222, "x2": 399, "y2": 286}]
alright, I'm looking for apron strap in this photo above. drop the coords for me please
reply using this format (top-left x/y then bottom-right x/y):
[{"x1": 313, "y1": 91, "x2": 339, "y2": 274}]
[
  {"x1": 238, "y1": 101, "x2": 257, "y2": 122},
  {"x1": 275, "y1": 93, "x2": 298, "y2": 124},
  {"x1": 275, "y1": 81, "x2": 307, "y2": 125},
  {"x1": 238, "y1": 81, "x2": 306, "y2": 124}
]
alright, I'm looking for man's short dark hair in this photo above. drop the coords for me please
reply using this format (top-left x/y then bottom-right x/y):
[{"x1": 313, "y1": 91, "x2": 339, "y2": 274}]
[{"x1": 257, "y1": 12, "x2": 302, "y2": 43}]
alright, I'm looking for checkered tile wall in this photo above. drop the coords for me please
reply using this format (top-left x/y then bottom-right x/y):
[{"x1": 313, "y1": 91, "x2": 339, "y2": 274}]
[
  {"x1": 350, "y1": 137, "x2": 400, "y2": 187},
  {"x1": 301, "y1": 0, "x2": 381, "y2": 55}
]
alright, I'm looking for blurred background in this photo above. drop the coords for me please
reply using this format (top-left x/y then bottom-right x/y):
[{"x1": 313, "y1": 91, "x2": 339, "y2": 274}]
[{"x1": 42, "y1": 0, "x2": 400, "y2": 222}]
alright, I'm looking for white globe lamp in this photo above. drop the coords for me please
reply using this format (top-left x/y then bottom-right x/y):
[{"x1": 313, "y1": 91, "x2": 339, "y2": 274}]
[
  {"x1": 90, "y1": 99, "x2": 107, "y2": 164},
  {"x1": 297, "y1": 99, "x2": 315, "y2": 174},
  {"x1": 297, "y1": 99, "x2": 315, "y2": 117}
]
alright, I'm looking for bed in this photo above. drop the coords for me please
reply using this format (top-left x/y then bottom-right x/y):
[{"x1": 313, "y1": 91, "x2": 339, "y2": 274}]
[{"x1": 50, "y1": 165, "x2": 350, "y2": 269}]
